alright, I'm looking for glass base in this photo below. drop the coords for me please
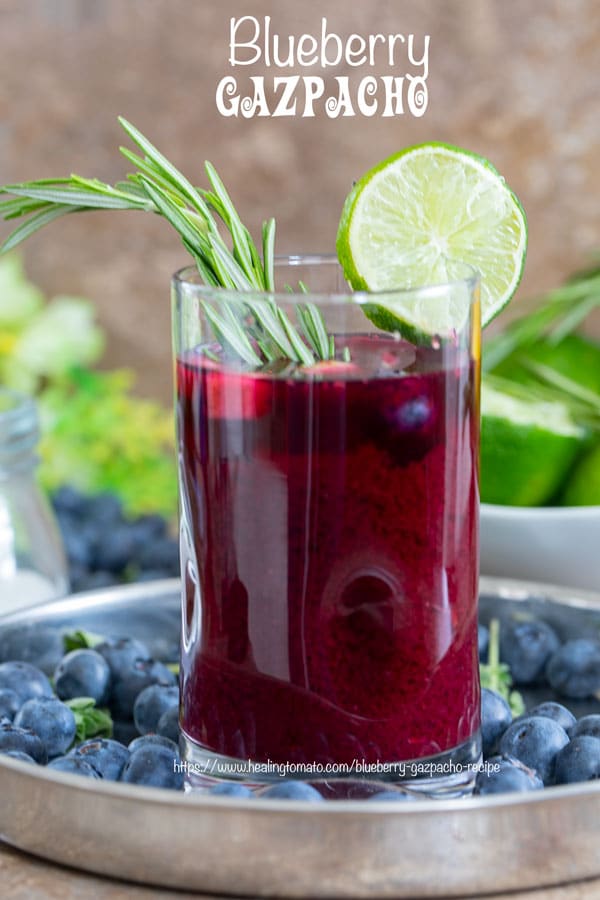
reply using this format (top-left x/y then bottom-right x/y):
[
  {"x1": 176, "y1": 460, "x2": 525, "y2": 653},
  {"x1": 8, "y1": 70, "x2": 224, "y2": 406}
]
[{"x1": 180, "y1": 732, "x2": 481, "y2": 799}]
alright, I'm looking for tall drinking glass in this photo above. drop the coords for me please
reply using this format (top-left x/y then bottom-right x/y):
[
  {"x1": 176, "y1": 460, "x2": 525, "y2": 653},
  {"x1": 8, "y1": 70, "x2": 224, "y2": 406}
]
[{"x1": 173, "y1": 255, "x2": 481, "y2": 796}]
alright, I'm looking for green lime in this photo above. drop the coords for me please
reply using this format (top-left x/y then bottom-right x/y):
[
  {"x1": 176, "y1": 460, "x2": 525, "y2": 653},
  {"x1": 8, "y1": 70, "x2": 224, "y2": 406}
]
[
  {"x1": 337, "y1": 142, "x2": 527, "y2": 335},
  {"x1": 481, "y1": 380, "x2": 587, "y2": 506},
  {"x1": 561, "y1": 441, "x2": 600, "y2": 505}
]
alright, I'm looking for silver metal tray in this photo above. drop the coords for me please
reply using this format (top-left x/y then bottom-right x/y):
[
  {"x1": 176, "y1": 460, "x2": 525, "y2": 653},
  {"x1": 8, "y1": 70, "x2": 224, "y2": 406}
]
[{"x1": 1, "y1": 576, "x2": 600, "y2": 897}]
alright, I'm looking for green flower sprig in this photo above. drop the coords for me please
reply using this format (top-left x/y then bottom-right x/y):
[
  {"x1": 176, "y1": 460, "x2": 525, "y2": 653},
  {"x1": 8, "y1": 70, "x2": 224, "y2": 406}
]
[{"x1": 480, "y1": 619, "x2": 524, "y2": 717}]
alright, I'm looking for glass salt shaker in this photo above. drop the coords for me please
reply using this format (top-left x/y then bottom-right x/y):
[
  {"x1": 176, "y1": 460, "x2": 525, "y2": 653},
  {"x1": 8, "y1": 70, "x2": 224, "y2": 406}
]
[{"x1": 0, "y1": 388, "x2": 68, "y2": 613}]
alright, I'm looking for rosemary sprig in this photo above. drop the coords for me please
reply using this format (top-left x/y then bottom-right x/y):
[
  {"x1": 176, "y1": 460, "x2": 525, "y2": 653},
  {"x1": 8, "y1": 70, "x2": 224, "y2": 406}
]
[
  {"x1": 525, "y1": 363, "x2": 600, "y2": 412},
  {"x1": 483, "y1": 266, "x2": 600, "y2": 372},
  {"x1": 523, "y1": 364, "x2": 600, "y2": 433},
  {"x1": 297, "y1": 302, "x2": 334, "y2": 360},
  {"x1": 0, "y1": 117, "x2": 331, "y2": 368}
]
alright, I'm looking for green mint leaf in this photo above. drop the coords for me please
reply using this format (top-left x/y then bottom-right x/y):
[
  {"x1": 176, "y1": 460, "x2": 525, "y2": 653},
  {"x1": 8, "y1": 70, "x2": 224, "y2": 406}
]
[
  {"x1": 66, "y1": 697, "x2": 113, "y2": 742},
  {"x1": 63, "y1": 630, "x2": 105, "y2": 652}
]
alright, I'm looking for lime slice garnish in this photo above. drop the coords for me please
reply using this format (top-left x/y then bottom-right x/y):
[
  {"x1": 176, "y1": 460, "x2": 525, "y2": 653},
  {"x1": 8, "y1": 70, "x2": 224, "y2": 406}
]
[
  {"x1": 336, "y1": 142, "x2": 528, "y2": 333},
  {"x1": 481, "y1": 380, "x2": 587, "y2": 506}
]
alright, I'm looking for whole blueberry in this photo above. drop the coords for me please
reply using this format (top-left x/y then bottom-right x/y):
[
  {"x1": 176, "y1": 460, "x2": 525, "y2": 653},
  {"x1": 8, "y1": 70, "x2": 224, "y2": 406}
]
[
  {"x1": 59, "y1": 519, "x2": 94, "y2": 569},
  {"x1": 0, "y1": 625, "x2": 65, "y2": 675},
  {"x1": 121, "y1": 744, "x2": 184, "y2": 790},
  {"x1": 15, "y1": 697, "x2": 76, "y2": 758},
  {"x1": 83, "y1": 492, "x2": 123, "y2": 527},
  {"x1": 379, "y1": 391, "x2": 438, "y2": 463},
  {"x1": 545, "y1": 639, "x2": 600, "y2": 699},
  {"x1": 0, "y1": 722, "x2": 48, "y2": 764},
  {"x1": 70, "y1": 738, "x2": 129, "y2": 780},
  {"x1": 209, "y1": 782, "x2": 254, "y2": 798},
  {"x1": 526, "y1": 702, "x2": 576, "y2": 731},
  {"x1": 156, "y1": 706, "x2": 180, "y2": 743},
  {"x1": 130, "y1": 515, "x2": 168, "y2": 568},
  {"x1": 92, "y1": 526, "x2": 136, "y2": 575},
  {"x1": 48, "y1": 756, "x2": 101, "y2": 778},
  {"x1": 112, "y1": 720, "x2": 140, "y2": 746},
  {"x1": 0, "y1": 689, "x2": 20, "y2": 722},
  {"x1": 474, "y1": 756, "x2": 544, "y2": 795},
  {"x1": 0, "y1": 662, "x2": 53, "y2": 705},
  {"x1": 393, "y1": 396, "x2": 433, "y2": 430},
  {"x1": 366, "y1": 790, "x2": 412, "y2": 802},
  {"x1": 2, "y1": 750, "x2": 36, "y2": 764},
  {"x1": 259, "y1": 781, "x2": 324, "y2": 801},
  {"x1": 111, "y1": 659, "x2": 176, "y2": 721},
  {"x1": 481, "y1": 689, "x2": 512, "y2": 757},
  {"x1": 500, "y1": 619, "x2": 560, "y2": 684},
  {"x1": 136, "y1": 538, "x2": 180, "y2": 575},
  {"x1": 128, "y1": 734, "x2": 179, "y2": 754},
  {"x1": 54, "y1": 649, "x2": 111, "y2": 704},
  {"x1": 554, "y1": 736, "x2": 600, "y2": 784},
  {"x1": 569, "y1": 715, "x2": 600, "y2": 740},
  {"x1": 478, "y1": 624, "x2": 489, "y2": 662},
  {"x1": 498, "y1": 716, "x2": 569, "y2": 785},
  {"x1": 67, "y1": 563, "x2": 90, "y2": 588},
  {"x1": 130, "y1": 515, "x2": 168, "y2": 550},
  {"x1": 134, "y1": 684, "x2": 179, "y2": 735},
  {"x1": 95, "y1": 637, "x2": 151, "y2": 681}
]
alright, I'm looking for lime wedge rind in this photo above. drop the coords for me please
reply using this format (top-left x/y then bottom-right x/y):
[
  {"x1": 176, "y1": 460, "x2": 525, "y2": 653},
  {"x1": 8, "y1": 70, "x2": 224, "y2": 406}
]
[
  {"x1": 481, "y1": 381, "x2": 588, "y2": 507},
  {"x1": 482, "y1": 382, "x2": 584, "y2": 438}
]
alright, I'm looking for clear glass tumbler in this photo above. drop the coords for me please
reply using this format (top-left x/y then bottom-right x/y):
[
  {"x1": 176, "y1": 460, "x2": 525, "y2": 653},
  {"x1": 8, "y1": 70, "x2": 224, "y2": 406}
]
[{"x1": 172, "y1": 255, "x2": 481, "y2": 795}]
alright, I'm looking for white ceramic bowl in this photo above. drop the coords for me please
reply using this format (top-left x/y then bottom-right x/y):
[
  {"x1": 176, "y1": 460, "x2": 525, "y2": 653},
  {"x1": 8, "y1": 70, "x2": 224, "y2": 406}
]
[{"x1": 480, "y1": 503, "x2": 600, "y2": 592}]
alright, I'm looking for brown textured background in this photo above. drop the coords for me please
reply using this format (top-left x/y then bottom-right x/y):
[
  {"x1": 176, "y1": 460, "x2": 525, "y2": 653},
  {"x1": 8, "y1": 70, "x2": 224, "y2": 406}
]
[{"x1": 0, "y1": 0, "x2": 598, "y2": 401}]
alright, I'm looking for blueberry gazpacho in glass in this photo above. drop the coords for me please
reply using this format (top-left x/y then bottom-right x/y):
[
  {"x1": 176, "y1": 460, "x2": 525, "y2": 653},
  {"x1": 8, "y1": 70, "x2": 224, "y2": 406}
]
[{"x1": 174, "y1": 257, "x2": 482, "y2": 791}]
